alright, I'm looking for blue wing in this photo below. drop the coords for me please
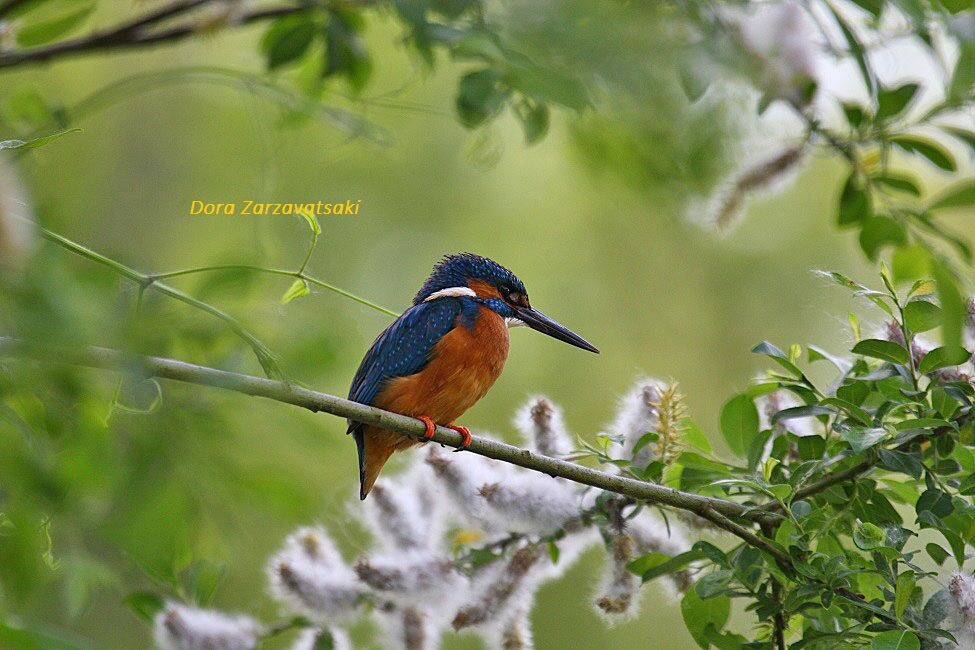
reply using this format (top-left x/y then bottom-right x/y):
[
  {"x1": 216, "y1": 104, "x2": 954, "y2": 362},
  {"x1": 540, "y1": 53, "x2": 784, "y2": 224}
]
[{"x1": 347, "y1": 299, "x2": 462, "y2": 435}]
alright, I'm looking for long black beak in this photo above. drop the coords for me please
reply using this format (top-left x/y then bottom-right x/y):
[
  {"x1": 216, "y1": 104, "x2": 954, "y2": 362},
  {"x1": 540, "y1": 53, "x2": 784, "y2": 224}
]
[{"x1": 514, "y1": 306, "x2": 599, "y2": 353}]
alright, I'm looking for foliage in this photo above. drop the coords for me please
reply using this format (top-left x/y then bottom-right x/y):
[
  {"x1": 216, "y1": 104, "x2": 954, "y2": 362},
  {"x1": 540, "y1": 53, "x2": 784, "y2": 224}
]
[{"x1": 1, "y1": 0, "x2": 975, "y2": 648}]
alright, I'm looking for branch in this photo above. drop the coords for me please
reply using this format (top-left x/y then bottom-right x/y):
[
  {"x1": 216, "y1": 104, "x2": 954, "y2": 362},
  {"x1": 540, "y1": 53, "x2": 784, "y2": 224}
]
[
  {"x1": 0, "y1": 336, "x2": 782, "y2": 530},
  {"x1": 0, "y1": 2, "x2": 310, "y2": 69}
]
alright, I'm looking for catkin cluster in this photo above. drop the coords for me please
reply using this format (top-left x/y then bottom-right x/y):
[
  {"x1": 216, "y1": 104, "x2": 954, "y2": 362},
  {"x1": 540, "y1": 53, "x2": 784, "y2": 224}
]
[{"x1": 153, "y1": 383, "x2": 694, "y2": 649}]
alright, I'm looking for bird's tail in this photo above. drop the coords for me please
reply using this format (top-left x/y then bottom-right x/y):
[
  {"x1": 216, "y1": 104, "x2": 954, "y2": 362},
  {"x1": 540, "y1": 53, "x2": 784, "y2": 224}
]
[{"x1": 354, "y1": 427, "x2": 398, "y2": 500}]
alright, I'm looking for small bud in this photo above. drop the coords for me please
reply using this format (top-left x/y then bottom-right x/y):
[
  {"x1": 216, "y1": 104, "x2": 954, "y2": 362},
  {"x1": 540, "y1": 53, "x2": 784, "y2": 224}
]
[
  {"x1": 153, "y1": 602, "x2": 261, "y2": 650},
  {"x1": 514, "y1": 397, "x2": 572, "y2": 457}
]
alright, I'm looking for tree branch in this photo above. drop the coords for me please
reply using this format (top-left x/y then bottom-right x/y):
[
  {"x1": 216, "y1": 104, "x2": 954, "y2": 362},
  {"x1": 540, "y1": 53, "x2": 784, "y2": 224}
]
[
  {"x1": 0, "y1": 3, "x2": 310, "y2": 69},
  {"x1": 0, "y1": 336, "x2": 783, "y2": 530}
]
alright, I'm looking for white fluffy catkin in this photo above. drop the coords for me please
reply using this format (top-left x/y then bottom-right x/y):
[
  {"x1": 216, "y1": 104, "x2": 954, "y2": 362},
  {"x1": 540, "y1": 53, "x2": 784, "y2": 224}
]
[
  {"x1": 374, "y1": 606, "x2": 441, "y2": 650},
  {"x1": 267, "y1": 537, "x2": 364, "y2": 623},
  {"x1": 365, "y1": 479, "x2": 435, "y2": 551},
  {"x1": 609, "y1": 379, "x2": 667, "y2": 469},
  {"x1": 514, "y1": 397, "x2": 573, "y2": 457},
  {"x1": 594, "y1": 532, "x2": 639, "y2": 620},
  {"x1": 354, "y1": 551, "x2": 461, "y2": 598},
  {"x1": 424, "y1": 446, "x2": 509, "y2": 532},
  {"x1": 948, "y1": 573, "x2": 975, "y2": 649},
  {"x1": 153, "y1": 603, "x2": 261, "y2": 650},
  {"x1": 477, "y1": 473, "x2": 580, "y2": 536},
  {"x1": 481, "y1": 605, "x2": 534, "y2": 650},
  {"x1": 733, "y1": 1, "x2": 818, "y2": 104},
  {"x1": 452, "y1": 546, "x2": 545, "y2": 631}
]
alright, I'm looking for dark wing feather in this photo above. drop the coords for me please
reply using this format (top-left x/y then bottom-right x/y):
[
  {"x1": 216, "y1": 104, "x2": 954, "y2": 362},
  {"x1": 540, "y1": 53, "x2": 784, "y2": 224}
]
[{"x1": 347, "y1": 299, "x2": 461, "y2": 435}]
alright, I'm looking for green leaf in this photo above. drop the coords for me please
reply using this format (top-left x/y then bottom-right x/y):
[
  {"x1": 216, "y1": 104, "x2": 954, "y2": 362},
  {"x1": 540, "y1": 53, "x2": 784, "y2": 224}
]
[
  {"x1": 262, "y1": 16, "x2": 317, "y2": 70},
  {"x1": 917, "y1": 489, "x2": 953, "y2": 518},
  {"x1": 918, "y1": 346, "x2": 971, "y2": 373},
  {"x1": 770, "y1": 405, "x2": 832, "y2": 425},
  {"x1": 903, "y1": 299, "x2": 941, "y2": 333},
  {"x1": 719, "y1": 394, "x2": 759, "y2": 457},
  {"x1": 695, "y1": 570, "x2": 733, "y2": 598},
  {"x1": 942, "y1": 126, "x2": 975, "y2": 152},
  {"x1": 895, "y1": 572, "x2": 915, "y2": 618},
  {"x1": 929, "y1": 180, "x2": 975, "y2": 211},
  {"x1": 877, "y1": 83, "x2": 919, "y2": 121},
  {"x1": 838, "y1": 172, "x2": 873, "y2": 227},
  {"x1": 853, "y1": 520, "x2": 886, "y2": 550},
  {"x1": 891, "y1": 135, "x2": 956, "y2": 172},
  {"x1": 892, "y1": 245, "x2": 930, "y2": 283},
  {"x1": 628, "y1": 549, "x2": 704, "y2": 583},
  {"x1": 681, "y1": 418, "x2": 712, "y2": 454},
  {"x1": 874, "y1": 172, "x2": 921, "y2": 196},
  {"x1": 323, "y1": 9, "x2": 372, "y2": 92},
  {"x1": 514, "y1": 99, "x2": 549, "y2": 145},
  {"x1": 456, "y1": 68, "x2": 506, "y2": 128},
  {"x1": 932, "y1": 260, "x2": 964, "y2": 349},
  {"x1": 825, "y1": 1, "x2": 875, "y2": 96},
  {"x1": 926, "y1": 543, "x2": 949, "y2": 565},
  {"x1": 298, "y1": 209, "x2": 321, "y2": 236},
  {"x1": 871, "y1": 630, "x2": 920, "y2": 650},
  {"x1": 840, "y1": 425, "x2": 887, "y2": 453},
  {"x1": 123, "y1": 590, "x2": 164, "y2": 622},
  {"x1": 0, "y1": 128, "x2": 81, "y2": 151},
  {"x1": 852, "y1": 339, "x2": 910, "y2": 364},
  {"x1": 681, "y1": 588, "x2": 730, "y2": 649},
  {"x1": 878, "y1": 449, "x2": 923, "y2": 478},
  {"x1": 859, "y1": 216, "x2": 906, "y2": 260},
  {"x1": 280, "y1": 278, "x2": 310, "y2": 304},
  {"x1": 16, "y1": 3, "x2": 94, "y2": 48}
]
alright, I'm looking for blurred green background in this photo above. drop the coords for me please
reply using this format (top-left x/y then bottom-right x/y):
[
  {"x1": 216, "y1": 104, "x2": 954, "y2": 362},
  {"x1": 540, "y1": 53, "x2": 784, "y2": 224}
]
[{"x1": 1, "y1": 4, "x2": 972, "y2": 648}]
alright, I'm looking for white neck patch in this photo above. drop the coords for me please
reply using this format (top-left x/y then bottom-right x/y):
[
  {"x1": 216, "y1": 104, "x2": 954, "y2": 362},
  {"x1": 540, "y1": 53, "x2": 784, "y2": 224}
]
[{"x1": 423, "y1": 286, "x2": 477, "y2": 302}]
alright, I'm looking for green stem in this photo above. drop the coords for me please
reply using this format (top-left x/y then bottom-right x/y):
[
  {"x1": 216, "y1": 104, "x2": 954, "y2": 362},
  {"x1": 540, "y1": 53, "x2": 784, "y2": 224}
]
[
  {"x1": 150, "y1": 265, "x2": 399, "y2": 317},
  {"x1": 39, "y1": 228, "x2": 282, "y2": 378}
]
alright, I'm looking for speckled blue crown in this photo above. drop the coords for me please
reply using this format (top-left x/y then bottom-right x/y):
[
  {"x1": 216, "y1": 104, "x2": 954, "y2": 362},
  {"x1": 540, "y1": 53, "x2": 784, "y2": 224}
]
[{"x1": 413, "y1": 253, "x2": 526, "y2": 305}]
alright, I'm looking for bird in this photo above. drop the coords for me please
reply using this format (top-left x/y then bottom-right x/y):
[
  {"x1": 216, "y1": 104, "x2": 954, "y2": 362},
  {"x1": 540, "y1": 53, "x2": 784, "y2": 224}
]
[{"x1": 347, "y1": 253, "x2": 598, "y2": 499}]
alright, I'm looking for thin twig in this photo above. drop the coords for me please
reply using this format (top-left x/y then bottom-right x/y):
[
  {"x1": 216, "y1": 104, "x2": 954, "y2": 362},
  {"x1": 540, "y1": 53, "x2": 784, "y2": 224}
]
[{"x1": 0, "y1": 336, "x2": 783, "y2": 528}]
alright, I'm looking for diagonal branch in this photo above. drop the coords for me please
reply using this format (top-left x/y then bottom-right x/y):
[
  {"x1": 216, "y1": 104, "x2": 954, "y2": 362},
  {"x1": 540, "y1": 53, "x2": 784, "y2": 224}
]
[
  {"x1": 0, "y1": 3, "x2": 311, "y2": 69},
  {"x1": 0, "y1": 336, "x2": 783, "y2": 531}
]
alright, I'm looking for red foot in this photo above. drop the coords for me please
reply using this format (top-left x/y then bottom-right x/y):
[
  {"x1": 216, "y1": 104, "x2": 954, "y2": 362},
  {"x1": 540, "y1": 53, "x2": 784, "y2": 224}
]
[
  {"x1": 418, "y1": 416, "x2": 436, "y2": 441},
  {"x1": 447, "y1": 424, "x2": 473, "y2": 450}
]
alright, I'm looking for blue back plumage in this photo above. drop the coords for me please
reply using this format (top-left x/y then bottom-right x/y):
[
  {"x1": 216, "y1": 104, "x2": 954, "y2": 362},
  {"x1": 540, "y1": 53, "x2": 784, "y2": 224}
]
[
  {"x1": 347, "y1": 299, "x2": 462, "y2": 434},
  {"x1": 413, "y1": 253, "x2": 525, "y2": 305}
]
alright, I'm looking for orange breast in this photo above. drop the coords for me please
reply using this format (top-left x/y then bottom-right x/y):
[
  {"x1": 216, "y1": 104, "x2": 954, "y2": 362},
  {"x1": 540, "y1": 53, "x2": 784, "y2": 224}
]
[{"x1": 375, "y1": 305, "x2": 510, "y2": 425}]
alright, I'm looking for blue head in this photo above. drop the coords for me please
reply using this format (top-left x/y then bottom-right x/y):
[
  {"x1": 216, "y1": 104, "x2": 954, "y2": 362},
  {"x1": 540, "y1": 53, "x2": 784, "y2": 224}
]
[{"x1": 414, "y1": 253, "x2": 598, "y2": 353}]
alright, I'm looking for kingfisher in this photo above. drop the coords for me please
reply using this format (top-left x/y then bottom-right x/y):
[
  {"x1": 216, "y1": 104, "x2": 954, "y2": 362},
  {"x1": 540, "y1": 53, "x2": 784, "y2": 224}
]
[{"x1": 347, "y1": 253, "x2": 598, "y2": 499}]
